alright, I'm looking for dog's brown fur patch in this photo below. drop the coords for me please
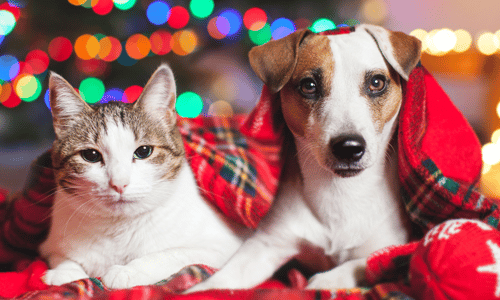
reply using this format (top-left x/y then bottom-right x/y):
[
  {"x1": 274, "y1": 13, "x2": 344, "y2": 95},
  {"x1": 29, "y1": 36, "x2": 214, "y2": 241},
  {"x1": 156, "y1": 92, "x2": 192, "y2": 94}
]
[{"x1": 279, "y1": 34, "x2": 334, "y2": 137}]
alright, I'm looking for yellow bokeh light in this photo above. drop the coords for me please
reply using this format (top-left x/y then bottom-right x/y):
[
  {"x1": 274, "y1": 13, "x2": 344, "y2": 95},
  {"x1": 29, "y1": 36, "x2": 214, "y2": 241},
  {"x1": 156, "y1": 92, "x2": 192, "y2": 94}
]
[
  {"x1": 482, "y1": 142, "x2": 500, "y2": 165},
  {"x1": 432, "y1": 29, "x2": 456, "y2": 53},
  {"x1": 492, "y1": 128, "x2": 500, "y2": 144},
  {"x1": 453, "y1": 29, "x2": 472, "y2": 53},
  {"x1": 179, "y1": 30, "x2": 198, "y2": 54},
  {"x1": 425, "y1": 29, "x2": 442, "y2": 55},
  {"x1": 410, "y1": 29, "x2": 428, "y2": 52},
  {"x1": 477, "y1": 32, "x2": 499, "y2": 55},
  {"x1": 361, "y1": 0, "x2": 387, "y2": 24},
  {"x1": 208, "y1": 100, "x2": 234, "y2": 117},
  {"x1": 482, "y1": 163, "x2": 492, "y2": 175}
]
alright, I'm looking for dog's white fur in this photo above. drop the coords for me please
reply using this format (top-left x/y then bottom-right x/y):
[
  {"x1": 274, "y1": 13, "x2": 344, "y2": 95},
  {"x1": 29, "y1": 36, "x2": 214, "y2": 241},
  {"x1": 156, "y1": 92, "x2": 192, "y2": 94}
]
[{"x1": 189, "y1": 24, "x2": 421, "y2": 291}]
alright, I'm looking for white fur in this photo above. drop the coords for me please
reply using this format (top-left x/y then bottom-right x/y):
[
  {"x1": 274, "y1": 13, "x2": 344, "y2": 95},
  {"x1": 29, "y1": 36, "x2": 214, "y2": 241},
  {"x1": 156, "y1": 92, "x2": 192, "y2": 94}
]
[
  {"x1": 188, "y1": 27, "x2": 411, "y2": 292},
  {"x1": 40, "y1": 66, "x2": 248, "y2": 289}
]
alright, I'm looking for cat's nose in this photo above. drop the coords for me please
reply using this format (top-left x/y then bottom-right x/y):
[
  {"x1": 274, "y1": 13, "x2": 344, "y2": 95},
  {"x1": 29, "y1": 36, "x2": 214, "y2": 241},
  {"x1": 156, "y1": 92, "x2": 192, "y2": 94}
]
[{"x1": 110, "y1": 182, "x2": 127, "y2": 194}]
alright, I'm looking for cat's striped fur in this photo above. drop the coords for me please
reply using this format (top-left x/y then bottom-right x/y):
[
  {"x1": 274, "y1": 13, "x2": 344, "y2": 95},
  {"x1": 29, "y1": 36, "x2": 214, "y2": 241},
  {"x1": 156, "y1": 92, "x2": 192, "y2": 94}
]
[{"x1": 40, "y1": 65, "x2": 248, "y2": 289}]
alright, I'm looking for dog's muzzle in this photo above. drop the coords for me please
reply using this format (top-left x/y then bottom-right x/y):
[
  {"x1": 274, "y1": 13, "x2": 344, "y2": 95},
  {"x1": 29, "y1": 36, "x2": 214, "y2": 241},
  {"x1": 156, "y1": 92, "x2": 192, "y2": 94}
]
[{"x1": 329, "y1": 134, "x2": 366, "y2": 177}]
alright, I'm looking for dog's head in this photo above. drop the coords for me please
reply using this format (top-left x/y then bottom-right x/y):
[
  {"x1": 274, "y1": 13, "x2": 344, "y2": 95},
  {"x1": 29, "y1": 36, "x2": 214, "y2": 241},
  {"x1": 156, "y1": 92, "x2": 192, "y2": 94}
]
[{"x1": 249, "y1": 24, "x2": 421, "y2": 177}]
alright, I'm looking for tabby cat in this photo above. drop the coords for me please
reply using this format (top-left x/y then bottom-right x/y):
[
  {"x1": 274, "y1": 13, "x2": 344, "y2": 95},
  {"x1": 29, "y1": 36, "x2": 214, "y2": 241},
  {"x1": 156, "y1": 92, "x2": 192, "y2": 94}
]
[{"x1": 40, "y1": 64, "x2": 247, "y2": 289}]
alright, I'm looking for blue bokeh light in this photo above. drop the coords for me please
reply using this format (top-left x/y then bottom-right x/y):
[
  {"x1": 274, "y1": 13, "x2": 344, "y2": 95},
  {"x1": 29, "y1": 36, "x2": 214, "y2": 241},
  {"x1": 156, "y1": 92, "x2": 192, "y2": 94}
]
[
  {"x1": 100, "y1": 88, "x2": 124, "y2": 104},
  {"x1": 271, "y1": 18, "x2": 295, "y2": 40},
  {"x1": 218, "y1": 9, "x2": 242, "y2": 36},
  {"x1": 146, "y1": 1, "x2": 171, "y2": 26},
  {"x1": 0, "y1": 54, "x2": 19, "y2": 81},
  {"x1": 44, "y1": 89, "x2": 50, "y2": 110}
]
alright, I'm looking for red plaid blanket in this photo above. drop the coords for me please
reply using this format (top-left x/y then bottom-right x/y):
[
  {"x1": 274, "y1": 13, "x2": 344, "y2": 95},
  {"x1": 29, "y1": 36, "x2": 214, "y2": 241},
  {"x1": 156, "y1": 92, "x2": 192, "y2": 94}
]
[{"x1": 1, "y1": 28, "x2": 499, "y2": 299}]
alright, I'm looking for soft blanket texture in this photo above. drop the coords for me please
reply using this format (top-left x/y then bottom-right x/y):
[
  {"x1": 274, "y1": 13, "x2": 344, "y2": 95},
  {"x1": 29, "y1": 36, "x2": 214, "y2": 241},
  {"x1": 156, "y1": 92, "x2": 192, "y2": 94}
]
[{"x1": 1, "y1": 26, "x2": 499, "y2": 299}]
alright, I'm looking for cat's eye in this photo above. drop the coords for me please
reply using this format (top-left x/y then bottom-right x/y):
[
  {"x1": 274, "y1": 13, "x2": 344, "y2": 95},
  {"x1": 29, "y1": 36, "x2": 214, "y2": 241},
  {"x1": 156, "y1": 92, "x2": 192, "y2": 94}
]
[
  {"x1": 81, "y1": 149, "x2": 102, "y2": 163},
  {"x1": 134, "y1": 146, "x2": 153, "y2": 159},
  {"x1": 368, "y1": 75, "x2": 387, "y2": 94}
]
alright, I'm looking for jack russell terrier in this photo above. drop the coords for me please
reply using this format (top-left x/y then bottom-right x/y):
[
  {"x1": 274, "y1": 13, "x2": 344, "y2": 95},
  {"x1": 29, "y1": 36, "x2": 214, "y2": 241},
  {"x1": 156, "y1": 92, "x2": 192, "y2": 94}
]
[{"x1": 189, "y1": 24, "x2": 422, "y2": 291}]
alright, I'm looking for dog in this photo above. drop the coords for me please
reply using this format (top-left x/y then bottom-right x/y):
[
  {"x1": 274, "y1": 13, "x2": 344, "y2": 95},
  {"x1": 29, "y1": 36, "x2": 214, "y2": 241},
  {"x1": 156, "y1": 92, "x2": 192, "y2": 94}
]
[{"x1": 188, "y1": 24, "x2": 422, "y2": 291}]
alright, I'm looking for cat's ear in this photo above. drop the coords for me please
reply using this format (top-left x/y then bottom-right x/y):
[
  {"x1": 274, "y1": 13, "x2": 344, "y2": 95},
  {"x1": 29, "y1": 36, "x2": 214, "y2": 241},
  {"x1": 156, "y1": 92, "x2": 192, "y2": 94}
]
[
  {"x1": 49, "y1": 72, "x2": 93, "y2": 138},
  {"x1": 134, "y1": 64, "x2": 177, "y2": 123}
]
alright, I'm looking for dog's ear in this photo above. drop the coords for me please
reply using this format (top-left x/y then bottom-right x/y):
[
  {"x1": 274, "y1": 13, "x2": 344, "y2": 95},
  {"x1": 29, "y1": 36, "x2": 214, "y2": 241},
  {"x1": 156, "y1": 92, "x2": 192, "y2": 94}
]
[
  {"x1": 249, "y1": 29, "x2": 312, "y2": 93},
  {"x1": 361, "y1": 24, "x2": 421, "y2": 81}
]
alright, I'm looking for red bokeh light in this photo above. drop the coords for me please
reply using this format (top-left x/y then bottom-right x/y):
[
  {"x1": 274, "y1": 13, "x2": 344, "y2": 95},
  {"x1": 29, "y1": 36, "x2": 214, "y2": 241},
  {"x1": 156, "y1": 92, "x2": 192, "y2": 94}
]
[
  {"x1": 93, "y1": 0, "x2": 113, "y2": 15},
  {"x1": 168, "y1": 6, "x2": 190, "y2": 29},
  {"x1": 48, "y1": 37, "x2": 73, "y2": 62},
  {"x1": 25, "y1": 49, "x2": 50, "y2": 74},
  {"x1": 150, "y1": 30, "x2": 172, "y2": 55},
  {"x1": 243, "y1": 7, "x2": 267, "y2": 31},
  {"x1": 123, "y1": 85, "x2": 143, "y2": 103}
]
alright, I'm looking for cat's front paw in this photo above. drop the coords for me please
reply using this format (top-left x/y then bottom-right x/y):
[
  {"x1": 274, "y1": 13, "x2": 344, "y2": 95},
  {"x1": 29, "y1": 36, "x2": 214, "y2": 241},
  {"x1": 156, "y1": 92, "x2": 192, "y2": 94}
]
[
  {"x1": 43, "y1": 268, "x2": 89, "y2": 286},
  {"x1": 102, "y1": 265, "x2": 150, "y2": 289}
]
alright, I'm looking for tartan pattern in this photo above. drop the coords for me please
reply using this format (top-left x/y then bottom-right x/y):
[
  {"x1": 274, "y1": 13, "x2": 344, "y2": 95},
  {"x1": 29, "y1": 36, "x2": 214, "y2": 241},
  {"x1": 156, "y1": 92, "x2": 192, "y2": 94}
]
[{"x1": 398, "y1": 65, "x2": 500, "y2": 233}]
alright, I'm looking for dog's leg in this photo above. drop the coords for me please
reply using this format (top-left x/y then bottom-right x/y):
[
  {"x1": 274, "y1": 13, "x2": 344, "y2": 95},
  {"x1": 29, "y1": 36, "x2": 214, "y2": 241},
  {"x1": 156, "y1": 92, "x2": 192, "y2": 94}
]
[{"x1": 306, "y1": 257, "x2": 367, "y2": 290}]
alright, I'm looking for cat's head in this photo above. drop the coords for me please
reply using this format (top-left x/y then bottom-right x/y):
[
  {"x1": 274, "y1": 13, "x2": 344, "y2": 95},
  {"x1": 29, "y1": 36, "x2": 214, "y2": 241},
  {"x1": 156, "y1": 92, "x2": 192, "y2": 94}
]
[{"x1": 49, "y1": 64, "x2": 185, "y2": 217}]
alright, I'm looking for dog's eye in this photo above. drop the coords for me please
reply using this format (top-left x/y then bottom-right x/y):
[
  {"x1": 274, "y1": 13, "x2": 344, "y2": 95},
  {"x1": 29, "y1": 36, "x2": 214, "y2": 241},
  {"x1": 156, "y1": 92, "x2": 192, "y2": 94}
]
[
  {"x1": 299, "y1": 78, "x2": 317, "y2": 97},
  {"x1": 81, "y1": 149, "x2": 102, "y2": 163},
  {"x1": 369, "y1": 75, "x2": 387, "y2": 93},
  {"x1": 134, "y1": 146, "x2": 153, "y2": 159}
]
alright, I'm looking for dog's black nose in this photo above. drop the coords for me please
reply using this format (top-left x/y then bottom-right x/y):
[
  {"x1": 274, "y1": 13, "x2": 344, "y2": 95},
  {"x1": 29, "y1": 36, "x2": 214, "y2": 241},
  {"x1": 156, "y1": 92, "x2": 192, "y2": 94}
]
[{"x1": 330, "y1": 135, "x2": 366, "y2": 163}]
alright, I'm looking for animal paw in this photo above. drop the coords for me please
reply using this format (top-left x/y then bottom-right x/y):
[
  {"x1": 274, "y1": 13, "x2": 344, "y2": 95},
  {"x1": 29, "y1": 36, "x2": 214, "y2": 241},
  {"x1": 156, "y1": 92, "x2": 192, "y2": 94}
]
[
  {"x1": 307, "y1": 271, "x2": 358, "y2": 290},
  {"x1": 102, "y1": 265, "x2": 151, "y2": 289},
  {"x1": 43, "y1": 268, "x2": 89, "y2": 286}
]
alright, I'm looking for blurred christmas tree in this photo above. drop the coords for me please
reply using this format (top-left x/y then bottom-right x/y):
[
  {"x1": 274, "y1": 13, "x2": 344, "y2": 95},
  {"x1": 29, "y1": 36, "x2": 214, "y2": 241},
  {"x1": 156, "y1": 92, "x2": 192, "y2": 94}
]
[{"x1": 0, "y1": 0, "x2": 364, "y2": 146}]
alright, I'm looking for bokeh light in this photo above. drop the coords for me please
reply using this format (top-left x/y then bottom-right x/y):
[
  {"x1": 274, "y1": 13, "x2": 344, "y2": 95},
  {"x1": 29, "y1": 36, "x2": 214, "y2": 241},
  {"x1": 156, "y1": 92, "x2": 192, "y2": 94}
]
[
  {"x1": 218, "y1": 9, "x2": 242, "y2": 36},
  {"x1": 25, "y1": 49, "x2": 49, "y2": 75},
  {"x1": 100, "y1": 88, "x2": 124, "y2": 104},
  {"x1": 98, "y1": 36, "x2": 122, "y2": 61},
  {"x1": 249, "y1": 23, "x2": 271, "y2": 45},
  {"x1": 454, "y1": 29, "x2": 472, "y2": 53},
  {"x1": 168, "y1": 6, "x2": 190, "y2": 29},
  {"x1": 270, "y1": 18, "x2": 295, "y2": 40},
  {"x1": 310, "y1": 18, "x2": 336, "y2": 33},
  {"x1": 113, "y1": 0, "x2": 136, "y2": 10},
  {"x1": 207, "y1": 17, "x2": 226, "y2": 39},
  {"x1": 409, "y1": 28, "x2": 428, "y2": 52},
  {"x1": 68, "y1": 0, "x2": 87, "y2": 5},
  {"x1": 208, "y1": 100, "x2": 233, "y2": 117},
  {"x1": 14, "y1": 74, "x2": 41, "y2": 102},
  {"x1": 190, "y1": 0, "x2": 214, "y2": 19},
  {"x1": 75, "y1": 58, "x2": 108, "y2": 77},
  {"x1": 93, "y1": 0, "x2": 113, "y2": 15},
  {"x1": 81, "y1": 0, "x2": 99, "y2": 9},
  {"x1": 477, "y1": 32, "x2": 499, "y2": 55},
  {"x1": 44, "y1": 89, "x2": 50, "y2": 110},
  {"x1": 171, "y1": 30, "x2": 198, "y2": 56},
  {"x1": 75, "y1": 34, "x2": 100, "y2": 60},
  {"x1": 361, "y1": 0, "x2": 387, "y2": 24},
  {"x1": 176, "y1": 91, "x2": 203, "y2": 118},
  {"x1": 79, "y1": 77, "x2": 105, "y2": 103},
  {"x1": 117, "y1": 41, "x2": 137, "y2": 66},
  {"x1": 147, "y1": 1, "x2": 170, "y2": 25},
  {"x1": 123, "y1": 85, "x2": 142, "y2": 103},
  {"x1": 0, "y1": 54, "x2": 19, "y2": 81},
  {"x1": 150, "y1": 29, "x2": 172, "y2": 55},
  {"x1": 491, "y1": 128, "x2": 500, "y2": 144},
  {"x1": 0, "y1": 82, "x2": 12, "y2": 104},
  {"x1": 126, "y1": 34, "x2": 151, "y2": 60},
  {"x1": 433, "y1": 29, "x2": 456, "y2": 53},
  {"x1": 0, "y1": 2, "x2": 21, "y2": 20},
  {"x1": 243, "y1": 7, "x2": 266, "y2": 31},
  {"x1": 482, "y1": 142, "x2": 500, "y2": 165},
  {"x1": 0, "y1": 82, "x2": 21, "y2": 108},
  {"x1": 48, "y1": 37, "x2": 73, "y2": 62},
  {"x1": 0, "y1": 10, "x2": 16, "y2": 36}
]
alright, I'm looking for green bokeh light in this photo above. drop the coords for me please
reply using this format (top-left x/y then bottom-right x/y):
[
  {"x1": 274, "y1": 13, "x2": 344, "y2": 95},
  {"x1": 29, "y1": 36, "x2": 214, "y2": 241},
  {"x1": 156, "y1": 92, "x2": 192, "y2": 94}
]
[
  {"x1": 190, "y1": 0, "x2": 214, "y2": 19},
  {"x1": 176, "y1": 92, "x2": 203, "y2": 118},
  {"x1": 0, "y1": 10, "x2": 16, "y2": 36},
  {"x1": 80, "y1": 77, "x2": 105, "y2": 104},
  {"x1": 310, "y1": 18, "x2": 336, "y2": 33},
  {"x1": 249, "y1": 23, "x2": 271, "y2": 45},
  {"x1": 114, "y1": 0, "x2": 136, "y2": 10}
]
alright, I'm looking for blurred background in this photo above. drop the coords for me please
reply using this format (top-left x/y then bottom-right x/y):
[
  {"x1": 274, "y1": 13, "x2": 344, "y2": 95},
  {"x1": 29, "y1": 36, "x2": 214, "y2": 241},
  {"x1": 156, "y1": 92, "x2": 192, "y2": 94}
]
[{"x1": 1, "y1": 0, "x2": 500, "y2": 196}]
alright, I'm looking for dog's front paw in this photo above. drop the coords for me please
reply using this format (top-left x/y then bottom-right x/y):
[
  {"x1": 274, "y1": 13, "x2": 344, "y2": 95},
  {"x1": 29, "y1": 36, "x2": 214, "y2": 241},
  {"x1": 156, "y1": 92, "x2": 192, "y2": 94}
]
[
  {"x1": 43, "y1": 268, "x2": 88, "y2": 286},
  {"x1": 102, "y1": 265, "x2": 157, "y2": 289},
  {"x1": 306, "y1": 258, "x2": 366, "y2": 290}
]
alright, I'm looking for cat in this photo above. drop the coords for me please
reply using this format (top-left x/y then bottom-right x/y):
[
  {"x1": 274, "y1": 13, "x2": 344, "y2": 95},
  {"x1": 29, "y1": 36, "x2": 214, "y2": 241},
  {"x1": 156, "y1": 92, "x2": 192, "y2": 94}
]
[{"x1": 39, "y1": 64, "x2": 248, "y2": 289}]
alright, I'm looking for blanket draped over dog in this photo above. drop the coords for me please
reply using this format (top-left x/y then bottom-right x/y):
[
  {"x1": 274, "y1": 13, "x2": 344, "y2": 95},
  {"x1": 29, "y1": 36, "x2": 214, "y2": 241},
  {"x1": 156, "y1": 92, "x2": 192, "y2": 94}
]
[{"x1": 1, "y1": 37, "x2": 500, "y2": 299}]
